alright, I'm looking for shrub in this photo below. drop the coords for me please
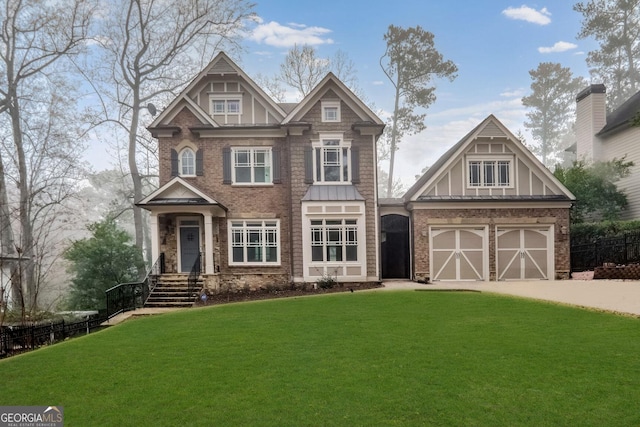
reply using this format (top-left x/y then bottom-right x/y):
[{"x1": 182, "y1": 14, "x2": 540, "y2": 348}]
[
  {"x1": 316, "y1": 274, "x2": 337, "y2": 289},
  {"x1": 572, "y1": 220, "x2": 640, "y2": 244}
]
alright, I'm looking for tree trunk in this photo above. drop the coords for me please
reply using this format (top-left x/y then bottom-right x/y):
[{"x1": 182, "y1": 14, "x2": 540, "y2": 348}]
[
  {"x1": 386, "y1": 83, "x2": 402, "y2": 198},
  {"x1": 8, "y1": 88, "x2": 37, "y2": 311},
  {"x1": 128, "y1": 88, "x2": 147, "y2": 278}
]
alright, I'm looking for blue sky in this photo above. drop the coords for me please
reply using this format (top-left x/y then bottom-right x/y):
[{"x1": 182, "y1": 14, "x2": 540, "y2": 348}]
[
  {"x1": 86, "y1": 1, "x2": 598, "y2": 188},
  {"x1": 238, "y1": 0, "x2": 598, "y2": 186}
]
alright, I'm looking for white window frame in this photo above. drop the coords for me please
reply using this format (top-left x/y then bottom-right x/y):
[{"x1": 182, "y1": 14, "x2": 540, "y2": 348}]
[
  {"x1": 228, "y1": 220, "x2": 280, "y2": 266},
  {"x1": 209, "y1": 94, "x2": 243, "y2": 116},
  {"x1": 312, "y1": 133, "x2": 351, "y2": 184},
  {"x1": 466, "y1": 156, "x2": 514, "y2": 188},
  {"x1": 322, "y1": 100, "x2": 341, "y2": 122},
  {"x1": 179, "y1": 148, "x2": 196, "y2": 176},
  {"x1": 231, "y1": 147, "x2": 273, "y2": 185},
  {"x1": 310, "y1": 219, "x2": 359, "y2": 263}
]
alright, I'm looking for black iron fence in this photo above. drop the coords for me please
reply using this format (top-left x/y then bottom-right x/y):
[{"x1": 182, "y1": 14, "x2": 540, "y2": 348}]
[
  {"x1": 571, "y1": 232, "x2": 640, "y2": 272},
  {"x1": 187, "y1": 252, "x2": 202, "y2": 302},
  {"x1": 0, "y1": 315, "x2": 105, "y2": 358},
  {"x1": 105, "y1": 253, "x2": 165, "y2": 319}
]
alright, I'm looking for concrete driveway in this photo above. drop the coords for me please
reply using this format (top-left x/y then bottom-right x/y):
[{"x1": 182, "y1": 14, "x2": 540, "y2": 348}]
[{"x1": 380, "y1": 279, "x2": 640, "y2": 317}]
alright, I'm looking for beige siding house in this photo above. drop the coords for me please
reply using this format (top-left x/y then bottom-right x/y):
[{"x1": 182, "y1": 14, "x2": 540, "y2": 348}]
[
  {"x1": 575, "y1": 85, "x2": 640, "y2": 219},
  {"x1": 381, "y1": 115, "x2": 574, "y2": 282},
  {"x1": 138, "y1": 52, "x2": 384, "y2": 291}
]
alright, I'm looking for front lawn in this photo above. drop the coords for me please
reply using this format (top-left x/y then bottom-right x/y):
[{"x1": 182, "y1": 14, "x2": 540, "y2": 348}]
[{"x1": 1, "y1": 291, "x2": 639, "y2": 426}]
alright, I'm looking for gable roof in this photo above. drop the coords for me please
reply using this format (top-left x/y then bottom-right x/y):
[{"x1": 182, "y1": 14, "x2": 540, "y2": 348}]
[
  {"x1": 148, "y1": 52, "x2": 286, "y2": 129},
  {"x1": 282, "y1": 72, "x2": 384, "y2": 126},
  {"x1": 137, "y1": 177, "x2": 227, "y2": 210},
  {"x1": 597, "y1": 89, "x2": 640, "y2": 137},
  {"x1": 404, "y1": 115, "x2": 575, "y2": 202}
]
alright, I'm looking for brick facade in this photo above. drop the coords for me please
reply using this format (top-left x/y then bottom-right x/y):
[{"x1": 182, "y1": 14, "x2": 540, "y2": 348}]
[
  {"x1": 144, "y1": 55, "x2": 383, "y2": 292},
  {"x1": 411, "y1": 206, "x2": 571, "y2": 282}
]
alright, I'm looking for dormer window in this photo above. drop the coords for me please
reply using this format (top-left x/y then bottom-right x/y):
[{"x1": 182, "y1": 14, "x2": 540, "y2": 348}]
[
  {"x1": 180, "y1": 148, "x2": 196, "y2": 176},
  {"x1": 467, "y1": 157, "x2": 512, "y2": 187},
  {"x1": 322, "y1": 100, "x2": 341, "y2": 122}
]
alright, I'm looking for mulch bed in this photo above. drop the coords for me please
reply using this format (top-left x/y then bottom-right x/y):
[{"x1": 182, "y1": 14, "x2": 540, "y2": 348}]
[{"x1": 194, "y1": 282, "x2": 383, "y2": 306}]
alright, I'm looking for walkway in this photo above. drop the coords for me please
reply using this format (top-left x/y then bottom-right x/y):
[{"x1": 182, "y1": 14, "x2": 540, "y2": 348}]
[{"x1": 379, "y1": 279, "x2": 640, "y2": 316}]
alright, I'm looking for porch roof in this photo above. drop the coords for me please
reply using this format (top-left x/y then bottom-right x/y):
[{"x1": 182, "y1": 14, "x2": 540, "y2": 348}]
[{"x1": 302, "y1": 185, "x2": 365, "y2": 201}]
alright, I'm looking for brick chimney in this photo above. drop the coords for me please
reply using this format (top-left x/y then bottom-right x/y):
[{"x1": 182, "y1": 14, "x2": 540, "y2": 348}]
[{"x1": 575, "y1": 84, "x2": 606, "y2": 161}]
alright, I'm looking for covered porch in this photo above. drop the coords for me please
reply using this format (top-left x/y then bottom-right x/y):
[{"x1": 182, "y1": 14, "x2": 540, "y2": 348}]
[{"x1": 137, "y1": 177, "x2": 227, "y2": 275}]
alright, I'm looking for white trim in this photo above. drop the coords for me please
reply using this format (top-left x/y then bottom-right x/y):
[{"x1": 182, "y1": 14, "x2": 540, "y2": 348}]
[
  {"x1": 230, "y1": 147, "x2": 273, "y2": 185},
  {"x1": 149, "y1": 52, "x2": 285, "y2": 128},
  {"x1": 321, "y1": 100, "x2": 341, "y2": 122},
  {"x1": 282, "y1": 74, "x2": 384, "y2": 125},
  {"x1": 139, "y1": 177, "x2": 219, "y2": 205},
  {"x1": 227, "y1": 219, "x2": 281, "y2": 266},
  {"x1": 311, "y1": 133, "x2": 352, "y2": 184},
  {"x1": 179, "y1": 147, "x2": 196, "y2": 177},
  {"x1": 465, "y1": 155, "x2": 515, "y2": 189},
  {"x1": 302, "y1": 201, "x2": 367, "y2": 282}
]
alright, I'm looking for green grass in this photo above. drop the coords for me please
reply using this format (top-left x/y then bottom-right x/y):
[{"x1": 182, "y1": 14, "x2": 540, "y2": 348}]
[{"x1": 2, "y1": 291, "x2": 640, "y2": 426}]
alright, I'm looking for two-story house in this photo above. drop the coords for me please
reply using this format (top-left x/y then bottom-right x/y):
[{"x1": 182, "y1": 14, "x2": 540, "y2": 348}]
[
  {"x1": 381, "y1": 115, "x2": 575, "y2": 282},
  {"x1": 138, "y1": 52, "x2": 384, "y2": 291},
  {"x1": 574, "y1": 84, "x2": 640, "y2": 219}
]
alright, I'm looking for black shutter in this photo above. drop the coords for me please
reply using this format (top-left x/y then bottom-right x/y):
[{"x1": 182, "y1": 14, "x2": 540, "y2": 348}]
[
  {"x1": 304, "y1": 146, "x2": 314, "y2": 184},
  {"x1": 170, "y1": 149, "x2": 179, "y2": 177},
  {"x1": 351, "y1": 146, "x2": 360, "y2": 184},
  {"x1": 196, "y1": 149, "x2": 204, "y2": 176},
  {"x1": 272, "y1": 147, "x2": 281, "y2": 184},
  {"x1": 222, "y1": 146, "x2": 232, "y2": 184}
]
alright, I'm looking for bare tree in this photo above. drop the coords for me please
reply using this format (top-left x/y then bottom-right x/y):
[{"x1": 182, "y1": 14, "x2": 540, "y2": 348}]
[
  {"x1": 0, "y1": 0, "x2": 94, "y2": 311},
  {"x1": 258, "y1": 45, "x2": 362, "y2": 102},
  {"x1": 92, "y1": 0, "x2": 254, "y2": 265}
]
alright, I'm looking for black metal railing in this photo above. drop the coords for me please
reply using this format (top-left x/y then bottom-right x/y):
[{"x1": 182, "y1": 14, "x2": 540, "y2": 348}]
[
  {"x1": 105, "y1": 253, "x2": 165, "y2": 319},
  {"x1": 145, "y1": 253, "x2": 165, "y2": 304},
  {"x1": 1, "y1": 315, "x2": 105, "y2": 358},
  {"x1": 187, "y1": 252, "x2": 202, "y2": 302},
  {"x1": 571, "y1": 232, "x2": 640, "y2": 272}
]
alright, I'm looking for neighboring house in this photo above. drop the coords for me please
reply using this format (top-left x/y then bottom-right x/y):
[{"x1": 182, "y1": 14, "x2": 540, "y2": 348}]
[
  {"x1": 139, "y1": 52, "x2": 384, "y2": 291},
  {"x1": 574, "y1": 84, "x2": 640, "y2": 219},
  {"x1": 381, "y1": 115, "x2": 575, "y2": 282}
]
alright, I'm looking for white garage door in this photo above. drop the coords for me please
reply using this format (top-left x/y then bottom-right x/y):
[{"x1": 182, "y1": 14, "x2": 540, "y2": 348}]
[
  {"x1": 496, "y1": 227, "x2": 552, "y2": 280},
  {"x1": 431, "y1": 227, "x2": 487, "y2": 281}
]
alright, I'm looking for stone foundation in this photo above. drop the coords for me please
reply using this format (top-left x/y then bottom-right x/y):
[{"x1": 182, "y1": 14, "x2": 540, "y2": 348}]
[{"x1": 203, "y1": 272, "x2": 290, "y2": 293}]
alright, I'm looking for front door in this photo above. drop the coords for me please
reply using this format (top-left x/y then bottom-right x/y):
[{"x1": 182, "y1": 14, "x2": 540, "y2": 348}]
[{"x1": 180, "y1": 225, "x2": 200, "y2": 273}]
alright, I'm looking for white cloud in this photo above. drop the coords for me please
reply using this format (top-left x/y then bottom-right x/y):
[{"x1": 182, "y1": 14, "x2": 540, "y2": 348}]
[
  {"x1": 538, "y1": 41, "x2": 578, "y2": 53},
  {"x1": 247, "y1": 20, "x2": 334, "y2": 48},
  {"x1": 502, "y1": 5, "x2": 551, "y2": 25},
  {"x1": 372, "y1": 80, "x2": 384, "y2": 86},
  {"x1": 500, "y1": 88, "x2": 526, "y2": 98}
]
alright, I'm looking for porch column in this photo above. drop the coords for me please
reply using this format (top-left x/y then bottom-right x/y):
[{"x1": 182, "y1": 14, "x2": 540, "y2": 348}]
[
  {"x1": 204, "y1": 213, "x2": 214, "y2": 274},
  {"x1": 150, "y1": 212, "x2": 160, "y2": 264}
]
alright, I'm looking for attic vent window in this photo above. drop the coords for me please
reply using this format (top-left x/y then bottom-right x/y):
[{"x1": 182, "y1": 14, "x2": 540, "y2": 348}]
[{"x1": 322, "y1": 100, "x2": 340, "y2": 122}]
